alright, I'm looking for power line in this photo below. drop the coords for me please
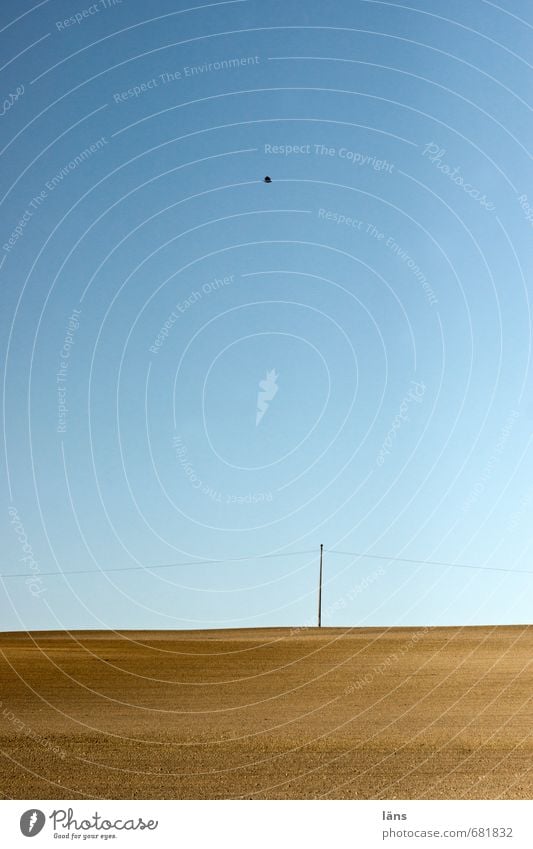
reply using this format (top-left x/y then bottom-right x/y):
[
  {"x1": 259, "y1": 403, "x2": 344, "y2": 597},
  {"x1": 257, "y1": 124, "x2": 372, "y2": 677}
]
[
  {"x1": 327, "y1": 549, "x2": 533, "y2": 577},
  {"x1": 2, "y1": 546, "x2": 532, "y2": 582},
  {"x1": 0, "y1": 549, "x2": 316, "y2": 581}
]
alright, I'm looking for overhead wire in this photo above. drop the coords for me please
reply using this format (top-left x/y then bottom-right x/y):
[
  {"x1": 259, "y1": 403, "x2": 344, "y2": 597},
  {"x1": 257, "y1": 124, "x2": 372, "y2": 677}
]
[
  {"x1": 0, "y1": 549, "x2": 316, "y2": 580},
  {"x1": 327, "y1": 549, "x2": 533, "y2": 576}
]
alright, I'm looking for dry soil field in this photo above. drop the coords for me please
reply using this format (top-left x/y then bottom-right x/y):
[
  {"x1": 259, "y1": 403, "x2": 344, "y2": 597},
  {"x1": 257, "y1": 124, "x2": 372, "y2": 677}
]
[{"x1": 1, "y1": 626, "x2": 532, "y2": 799}]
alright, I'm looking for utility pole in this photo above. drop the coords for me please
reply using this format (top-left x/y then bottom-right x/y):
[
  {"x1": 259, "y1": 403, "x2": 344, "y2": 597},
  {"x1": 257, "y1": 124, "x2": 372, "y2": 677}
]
[{"x1": 318, "y1": 544, "x2": 324, "y2": 628}]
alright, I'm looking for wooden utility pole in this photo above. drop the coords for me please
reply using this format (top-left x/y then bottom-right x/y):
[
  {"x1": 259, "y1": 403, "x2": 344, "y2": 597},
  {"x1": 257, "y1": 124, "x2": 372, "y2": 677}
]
[{"x1": 318, "y1": 544, "x2": 324, "y2": 627}]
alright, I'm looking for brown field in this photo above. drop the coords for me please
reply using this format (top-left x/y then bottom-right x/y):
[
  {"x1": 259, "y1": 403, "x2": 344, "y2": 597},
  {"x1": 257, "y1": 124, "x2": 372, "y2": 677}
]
[{"x1": 0, "y1": 626, "x2": 532, "y2": 799}]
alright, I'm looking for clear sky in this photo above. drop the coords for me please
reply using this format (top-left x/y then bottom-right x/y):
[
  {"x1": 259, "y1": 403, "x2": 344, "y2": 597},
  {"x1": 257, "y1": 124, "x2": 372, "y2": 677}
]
[{"x1": 2, "y1": 0, "x2": 533, "y2": 631}]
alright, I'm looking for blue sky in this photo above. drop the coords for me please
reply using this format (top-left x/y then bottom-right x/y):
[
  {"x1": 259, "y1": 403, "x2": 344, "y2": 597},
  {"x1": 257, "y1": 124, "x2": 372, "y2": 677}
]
[{"x1": 2, "y1": 0, "x2": 533, "y2": 631}]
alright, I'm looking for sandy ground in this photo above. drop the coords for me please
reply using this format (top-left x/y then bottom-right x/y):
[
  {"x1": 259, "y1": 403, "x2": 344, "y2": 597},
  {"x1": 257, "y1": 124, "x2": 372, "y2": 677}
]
[{"x1": 1, "y1": 626, "x2": 532, "y2": 799}]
